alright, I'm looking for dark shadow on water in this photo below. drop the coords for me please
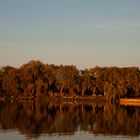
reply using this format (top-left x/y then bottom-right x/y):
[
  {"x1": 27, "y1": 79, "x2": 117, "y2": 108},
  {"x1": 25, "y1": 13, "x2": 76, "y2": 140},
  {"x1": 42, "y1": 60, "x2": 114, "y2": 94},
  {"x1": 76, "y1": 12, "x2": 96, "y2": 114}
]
[{"x1": 0, "y1": 101, "x2": 140, "y2": 139}]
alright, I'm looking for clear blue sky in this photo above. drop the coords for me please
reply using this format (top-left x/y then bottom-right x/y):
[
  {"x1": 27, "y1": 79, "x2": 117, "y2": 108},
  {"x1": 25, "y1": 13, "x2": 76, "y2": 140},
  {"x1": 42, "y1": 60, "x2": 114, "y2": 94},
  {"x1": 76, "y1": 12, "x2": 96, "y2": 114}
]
[{"x1": 0, "y1": 0, "x2": 140, "y2": 69}]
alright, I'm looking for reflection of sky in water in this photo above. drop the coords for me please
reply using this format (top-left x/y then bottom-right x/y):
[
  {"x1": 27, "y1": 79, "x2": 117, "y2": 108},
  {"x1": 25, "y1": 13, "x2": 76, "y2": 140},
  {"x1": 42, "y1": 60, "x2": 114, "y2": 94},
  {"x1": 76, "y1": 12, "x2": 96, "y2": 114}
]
[{"x1": 0, "y1": 131, "x2": 139, "y2": 140}]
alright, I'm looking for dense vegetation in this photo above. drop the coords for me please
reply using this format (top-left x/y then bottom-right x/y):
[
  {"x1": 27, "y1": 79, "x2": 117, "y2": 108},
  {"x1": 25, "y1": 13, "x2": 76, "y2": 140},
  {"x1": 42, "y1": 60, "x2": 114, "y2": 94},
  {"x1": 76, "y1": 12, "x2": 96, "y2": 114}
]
[{"x1": 0, "y1": 60, "x2": 140, "y2": 101}]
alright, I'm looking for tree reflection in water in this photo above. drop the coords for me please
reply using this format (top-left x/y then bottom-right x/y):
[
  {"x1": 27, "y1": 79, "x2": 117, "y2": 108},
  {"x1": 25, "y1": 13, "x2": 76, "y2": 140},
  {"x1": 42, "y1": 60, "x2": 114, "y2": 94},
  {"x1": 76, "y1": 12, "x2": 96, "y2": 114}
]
[{"x1": 0, "y1": 101, "x2": 139, "y2": 139}]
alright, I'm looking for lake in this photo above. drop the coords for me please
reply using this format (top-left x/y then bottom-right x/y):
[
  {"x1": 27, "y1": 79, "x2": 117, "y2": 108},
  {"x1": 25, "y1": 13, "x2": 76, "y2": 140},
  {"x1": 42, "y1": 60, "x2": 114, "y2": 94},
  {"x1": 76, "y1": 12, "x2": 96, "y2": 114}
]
[{"x1": 0, "y1": 101, "x2": 139, "y2": 140}]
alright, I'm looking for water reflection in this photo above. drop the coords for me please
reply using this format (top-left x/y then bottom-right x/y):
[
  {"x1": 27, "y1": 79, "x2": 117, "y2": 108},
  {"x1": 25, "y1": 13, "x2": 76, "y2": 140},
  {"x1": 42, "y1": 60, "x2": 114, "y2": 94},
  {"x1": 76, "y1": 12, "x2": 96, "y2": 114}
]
[{"x1": 0, "y1": 101, "x2": 139, "y2": 139}]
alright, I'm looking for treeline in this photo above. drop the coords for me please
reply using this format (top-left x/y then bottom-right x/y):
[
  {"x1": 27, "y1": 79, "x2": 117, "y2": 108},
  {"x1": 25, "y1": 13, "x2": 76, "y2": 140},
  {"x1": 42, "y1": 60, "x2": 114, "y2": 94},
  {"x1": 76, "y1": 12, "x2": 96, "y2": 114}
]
[{"x1": 0, "y1": 60, "x2": 140, "y2": 101}]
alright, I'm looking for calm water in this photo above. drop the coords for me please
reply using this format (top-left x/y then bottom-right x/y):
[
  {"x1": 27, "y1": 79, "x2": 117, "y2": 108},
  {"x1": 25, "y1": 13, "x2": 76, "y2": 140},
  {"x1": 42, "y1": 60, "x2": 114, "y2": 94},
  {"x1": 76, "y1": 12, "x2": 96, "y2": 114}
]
[{"x1": 0, "y1": 101, "x2": 139, "y2": 140}]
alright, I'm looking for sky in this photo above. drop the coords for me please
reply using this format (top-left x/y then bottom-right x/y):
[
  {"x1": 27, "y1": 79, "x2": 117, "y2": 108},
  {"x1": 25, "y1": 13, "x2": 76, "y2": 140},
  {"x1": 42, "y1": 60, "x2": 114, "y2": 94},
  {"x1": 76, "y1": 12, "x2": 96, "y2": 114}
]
[{"x1": 0, "y1": 0, "x2": 140, "y2": 69}]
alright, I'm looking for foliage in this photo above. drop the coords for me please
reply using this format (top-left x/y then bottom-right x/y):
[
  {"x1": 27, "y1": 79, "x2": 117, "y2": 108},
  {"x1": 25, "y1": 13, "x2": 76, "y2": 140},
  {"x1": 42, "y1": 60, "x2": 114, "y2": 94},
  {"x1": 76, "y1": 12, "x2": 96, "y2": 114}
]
[{"x1": 0, "y1": 60, "x2": 140, "y2": 100}]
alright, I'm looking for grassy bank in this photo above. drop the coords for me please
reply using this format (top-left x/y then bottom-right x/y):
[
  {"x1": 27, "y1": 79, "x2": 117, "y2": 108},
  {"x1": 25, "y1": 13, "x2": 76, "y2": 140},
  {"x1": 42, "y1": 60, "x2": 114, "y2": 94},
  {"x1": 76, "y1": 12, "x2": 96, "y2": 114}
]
[
  {"x1": 120, "y1": 98, "x2": 140, "y2": 106},
  {"x1": 0, "y1": 95, "x2": 106, "y2": 103}
]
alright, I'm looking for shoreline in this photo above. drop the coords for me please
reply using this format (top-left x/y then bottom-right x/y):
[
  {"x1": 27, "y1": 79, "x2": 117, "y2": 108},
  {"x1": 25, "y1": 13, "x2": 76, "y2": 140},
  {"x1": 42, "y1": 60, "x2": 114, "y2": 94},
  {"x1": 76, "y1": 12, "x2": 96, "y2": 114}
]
[
  {"x1": 0, "y1": 95, "x2": 106, "y2": 102},
  {"x1": 120, "y1": 98, "x2": 140, "y2": 106},
  {"x1": 1, "y1": 96, "x2": 140, "y2": 107}
]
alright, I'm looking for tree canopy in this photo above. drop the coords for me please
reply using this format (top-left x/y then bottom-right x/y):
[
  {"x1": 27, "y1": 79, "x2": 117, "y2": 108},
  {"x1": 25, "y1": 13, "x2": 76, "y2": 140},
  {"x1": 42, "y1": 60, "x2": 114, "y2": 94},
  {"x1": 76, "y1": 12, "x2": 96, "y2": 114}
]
[{"x1": 0, "y1": 60, "x2": 139, "y2": 101}]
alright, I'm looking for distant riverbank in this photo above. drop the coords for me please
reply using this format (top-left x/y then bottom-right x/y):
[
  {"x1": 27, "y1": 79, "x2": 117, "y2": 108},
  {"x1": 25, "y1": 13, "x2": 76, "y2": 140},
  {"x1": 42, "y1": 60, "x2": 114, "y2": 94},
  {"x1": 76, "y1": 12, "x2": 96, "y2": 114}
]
[
  {"x1": 2, "y1": 96, "x2": 140, "y2": 107},
  {"x1": 120, "y1": 98, "x2": 140, "y2": 106},
  {"x1": 0, "y1": 60, "x2": 140, "y2": 101},
  {"x1": 0, "y1": 95, "x2": 106, "y2": 103}
]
